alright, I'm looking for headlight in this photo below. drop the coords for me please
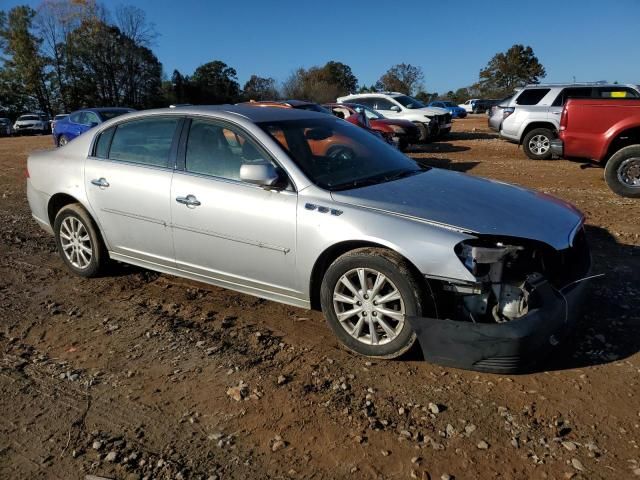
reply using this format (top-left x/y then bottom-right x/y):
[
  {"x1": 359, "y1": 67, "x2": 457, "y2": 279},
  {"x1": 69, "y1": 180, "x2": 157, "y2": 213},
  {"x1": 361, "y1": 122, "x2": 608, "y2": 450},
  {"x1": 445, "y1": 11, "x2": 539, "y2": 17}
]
[{"x1": 455, "y1": 240, "x2": 522, "y2": 276}]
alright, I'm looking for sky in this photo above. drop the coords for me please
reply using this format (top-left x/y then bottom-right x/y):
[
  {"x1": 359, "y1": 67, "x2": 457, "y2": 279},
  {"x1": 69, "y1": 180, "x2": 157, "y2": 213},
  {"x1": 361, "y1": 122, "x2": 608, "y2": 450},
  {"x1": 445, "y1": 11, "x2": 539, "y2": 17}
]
[{"x1": 2, "y1": 0, "x2": 640, "y2": 94}]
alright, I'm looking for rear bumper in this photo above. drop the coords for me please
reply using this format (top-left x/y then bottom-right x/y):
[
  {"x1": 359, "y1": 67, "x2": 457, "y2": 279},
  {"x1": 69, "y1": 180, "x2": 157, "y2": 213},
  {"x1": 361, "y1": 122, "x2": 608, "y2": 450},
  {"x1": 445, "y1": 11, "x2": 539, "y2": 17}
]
[
  {"x1": 407, "y1": 279, "x2": 589, "y2": 373},
  {"x1": 550, "y1": 139, "x2": 564, "y2": 157}
]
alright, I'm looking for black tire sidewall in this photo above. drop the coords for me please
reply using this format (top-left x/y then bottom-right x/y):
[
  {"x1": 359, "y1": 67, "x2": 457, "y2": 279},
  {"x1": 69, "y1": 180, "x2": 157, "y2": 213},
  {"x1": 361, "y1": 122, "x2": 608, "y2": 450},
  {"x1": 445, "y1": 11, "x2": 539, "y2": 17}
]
[
  {"x1": 523, "y1": 128, "x2": 555, "y2": 160},
  {"x1": 604, "y1": 145, "x2": 640, "y2": 198},
  {"x1": 320, "y1": 250, "x2": 422, "y2": 359},
  {"x1": 58, "y1": 135, "x2": 69, "y2": 147},
  {"x1": 53, "y1": 204, "x2": 105, "y2": 277}
]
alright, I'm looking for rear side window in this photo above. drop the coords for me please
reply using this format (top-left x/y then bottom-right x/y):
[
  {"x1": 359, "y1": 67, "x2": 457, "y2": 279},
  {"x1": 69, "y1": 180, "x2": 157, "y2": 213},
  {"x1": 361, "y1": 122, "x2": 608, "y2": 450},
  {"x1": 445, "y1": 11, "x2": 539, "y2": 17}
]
[
  {"x1": 552, "y1": 87, "x2": 593, "y2": 106},
  {"x1": 597, "y1": 87, "x2": 640, "y2": 98},
  {"x1": 108, "y1": 117, "x2": 179, "y2": 167},
  {"x1": 354, "y1": 98, "x2": 375, "y2": 108},
  {"x1": 94, "y1": 127, "x2": 115, "y2": 158},
  {"x1": 70, "y1": 112, "x2": 83, "y2": 123},
  {"x1": 515, "y1": 88, "x2": 550, "y2": 105}
]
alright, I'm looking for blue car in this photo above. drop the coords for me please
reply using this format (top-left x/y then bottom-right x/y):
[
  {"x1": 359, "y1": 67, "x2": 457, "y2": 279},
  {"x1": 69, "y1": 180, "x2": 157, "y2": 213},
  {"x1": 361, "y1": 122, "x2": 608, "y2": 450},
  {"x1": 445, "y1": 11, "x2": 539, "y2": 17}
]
[
  {"x1": 53, "y1": 107, "x2": 134, "y2": 146},
  {"x1": 428, "y1": 101, "x2": 467, "y2": 119}
]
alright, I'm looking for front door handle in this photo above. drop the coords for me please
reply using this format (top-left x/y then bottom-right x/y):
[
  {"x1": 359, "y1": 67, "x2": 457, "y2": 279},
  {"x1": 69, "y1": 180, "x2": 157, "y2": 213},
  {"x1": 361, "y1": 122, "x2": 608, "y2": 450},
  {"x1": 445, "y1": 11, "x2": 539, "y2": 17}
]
[
  {"x1": 176, "y1": 194, "x2": 201, "y2": 207},
  {"x1": 91, "y1": 178, "x2": 109, "y2": 188}
]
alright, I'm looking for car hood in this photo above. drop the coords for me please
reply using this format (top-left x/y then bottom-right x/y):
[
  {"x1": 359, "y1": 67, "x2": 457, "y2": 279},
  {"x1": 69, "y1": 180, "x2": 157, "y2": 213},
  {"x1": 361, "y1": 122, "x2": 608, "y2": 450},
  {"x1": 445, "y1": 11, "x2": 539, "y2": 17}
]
[{"x1": 331, "y1": 169, "x2": 583, "y2": 250}]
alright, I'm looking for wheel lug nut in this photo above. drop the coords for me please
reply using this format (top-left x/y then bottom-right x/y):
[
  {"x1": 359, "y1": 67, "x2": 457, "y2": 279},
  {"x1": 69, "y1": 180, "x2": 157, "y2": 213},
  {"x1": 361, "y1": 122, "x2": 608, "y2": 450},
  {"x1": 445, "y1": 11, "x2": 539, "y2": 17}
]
[
  {"x1": 357, "y1": 301, "x2": 362, "y2": 306},
  {"x1": 363, "y1": 311, "x2": 367, "y2": 316},
  {"x1": 372, "y1": 312, "x2": 377, "y2": 317},
  {"x1": 364, "y1": 294, "x2": 369, "y2": 299}
]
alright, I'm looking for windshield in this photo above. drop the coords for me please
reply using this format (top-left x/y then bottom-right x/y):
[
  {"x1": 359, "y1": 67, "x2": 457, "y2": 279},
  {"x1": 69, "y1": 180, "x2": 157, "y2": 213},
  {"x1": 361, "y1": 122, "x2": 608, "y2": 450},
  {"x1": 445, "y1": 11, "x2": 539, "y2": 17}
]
[
  {"x1": 440, "y1": 101, "x2": 456, "y2": 107},
  {"x1": 98, "y1": 109, "x2": 131, "y2": 121},
  {"x1": 258, "y1": 117, "x2": 422, "y2": 191},
  {"x1": 18, "y1": 115, "x2": 40, "y2": 121},
  {"x1": 352, "y1": 104, "x2": 384, "y2": 120},
  {"x1": 393, "y1": 95, "x2": 426, "y2": 109}
]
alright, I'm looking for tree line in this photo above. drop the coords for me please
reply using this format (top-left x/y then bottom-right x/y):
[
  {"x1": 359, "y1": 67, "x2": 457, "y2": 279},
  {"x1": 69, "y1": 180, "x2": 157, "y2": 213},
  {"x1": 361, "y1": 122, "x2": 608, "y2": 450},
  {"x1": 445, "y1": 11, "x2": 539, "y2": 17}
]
[{"x1": 0, "y1": 1, "x2": 546, "y2": 119}]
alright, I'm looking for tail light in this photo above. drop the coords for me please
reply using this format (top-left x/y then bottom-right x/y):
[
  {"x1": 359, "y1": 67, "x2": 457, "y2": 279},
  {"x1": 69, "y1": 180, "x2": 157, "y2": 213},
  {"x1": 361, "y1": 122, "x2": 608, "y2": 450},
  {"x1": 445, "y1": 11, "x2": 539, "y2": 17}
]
[
  {"x1": 503, "y1": 107, "x2": 514, "y2": 120},
  {"x1": 560, "y1": 107, "x2": 568, "y2": 132}
]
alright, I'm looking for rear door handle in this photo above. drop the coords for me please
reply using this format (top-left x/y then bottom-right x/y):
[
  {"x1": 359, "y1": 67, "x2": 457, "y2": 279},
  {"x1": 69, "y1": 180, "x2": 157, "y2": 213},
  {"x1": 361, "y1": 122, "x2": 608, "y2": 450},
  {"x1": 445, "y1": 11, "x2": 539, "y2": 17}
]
[
  {"x1": 176, "y1": 194, "x2": 201, "y2": 207},
  {"x1": 91, "y1": 178, "x2": 109, "y2": 188}
]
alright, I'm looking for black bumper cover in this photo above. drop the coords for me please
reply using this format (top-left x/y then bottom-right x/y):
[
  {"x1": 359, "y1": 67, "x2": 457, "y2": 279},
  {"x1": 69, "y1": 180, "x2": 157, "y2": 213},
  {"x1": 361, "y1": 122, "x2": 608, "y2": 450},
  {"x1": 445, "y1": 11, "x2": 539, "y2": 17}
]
[{"x1": 407, "y1": 280, "x2": 588, "y2": 373}]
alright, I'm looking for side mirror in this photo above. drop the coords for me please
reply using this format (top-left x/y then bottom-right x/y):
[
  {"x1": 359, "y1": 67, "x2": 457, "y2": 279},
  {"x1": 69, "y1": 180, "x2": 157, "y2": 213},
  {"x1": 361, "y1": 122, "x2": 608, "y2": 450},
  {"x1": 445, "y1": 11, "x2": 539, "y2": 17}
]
[
  {"x1": 240, "y1": 161, "x2": 282, "y2": 188},
  {"x1": 389, "y1": 105, "x2": 401, "y2": 112}
]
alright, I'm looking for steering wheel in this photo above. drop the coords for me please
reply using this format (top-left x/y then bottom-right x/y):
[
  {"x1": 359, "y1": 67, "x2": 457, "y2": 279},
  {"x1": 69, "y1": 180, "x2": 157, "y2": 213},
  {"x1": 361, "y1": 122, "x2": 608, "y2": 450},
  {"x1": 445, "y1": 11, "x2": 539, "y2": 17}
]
[{"x1": 326, "y1": 145, "x2": 356, "y2": 162}]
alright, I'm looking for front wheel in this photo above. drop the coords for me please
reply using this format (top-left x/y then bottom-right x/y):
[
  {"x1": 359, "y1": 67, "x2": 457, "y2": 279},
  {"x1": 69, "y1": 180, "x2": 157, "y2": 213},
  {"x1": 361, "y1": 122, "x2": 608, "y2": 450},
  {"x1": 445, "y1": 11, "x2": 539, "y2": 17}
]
[
  {"x1": 57, "y1": 135, "x2": 70, "y2": 147},
  {"x1": 523, "y1": 128, "x2": 555, "y2": 160},
  {"x1": 320, "y1": 248, "x2": 423, "y2": 359},
  {"x1": 604, "y1": 145, "x2": 640, "y2": 198}
]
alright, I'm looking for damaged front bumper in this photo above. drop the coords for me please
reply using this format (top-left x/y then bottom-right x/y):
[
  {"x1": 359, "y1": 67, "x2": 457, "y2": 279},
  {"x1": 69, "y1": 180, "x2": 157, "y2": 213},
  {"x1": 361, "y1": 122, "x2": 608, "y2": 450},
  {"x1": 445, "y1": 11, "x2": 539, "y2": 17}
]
[{"x1": 407, "y1": 279, "x2": 589, "y2": 373}]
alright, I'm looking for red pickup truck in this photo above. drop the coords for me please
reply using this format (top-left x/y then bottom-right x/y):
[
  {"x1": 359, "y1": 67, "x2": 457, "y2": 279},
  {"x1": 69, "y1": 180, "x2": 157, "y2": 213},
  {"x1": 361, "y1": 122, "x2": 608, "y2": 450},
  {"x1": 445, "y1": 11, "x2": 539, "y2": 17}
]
[{"x1": 550, "y1": 98, "x2": 640, "y2": 197}]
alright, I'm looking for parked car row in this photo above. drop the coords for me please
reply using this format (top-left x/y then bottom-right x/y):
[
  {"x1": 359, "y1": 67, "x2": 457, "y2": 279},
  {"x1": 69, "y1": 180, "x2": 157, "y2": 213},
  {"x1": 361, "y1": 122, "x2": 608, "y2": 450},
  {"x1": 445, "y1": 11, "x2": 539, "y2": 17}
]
[
  {"x1": 27, "y1": 104, "x2": 592, "y2": 373},
  {"x1": 13, "y1": 113, "x2": 51, "y2": 135}
]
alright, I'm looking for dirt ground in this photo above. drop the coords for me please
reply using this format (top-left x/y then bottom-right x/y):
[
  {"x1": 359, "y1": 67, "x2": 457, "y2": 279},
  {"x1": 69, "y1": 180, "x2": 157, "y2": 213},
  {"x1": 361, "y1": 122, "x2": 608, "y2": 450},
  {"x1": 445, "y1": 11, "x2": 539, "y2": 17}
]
[{"x1": 1, "y1": 116, "x2": 639, "y2": 480}]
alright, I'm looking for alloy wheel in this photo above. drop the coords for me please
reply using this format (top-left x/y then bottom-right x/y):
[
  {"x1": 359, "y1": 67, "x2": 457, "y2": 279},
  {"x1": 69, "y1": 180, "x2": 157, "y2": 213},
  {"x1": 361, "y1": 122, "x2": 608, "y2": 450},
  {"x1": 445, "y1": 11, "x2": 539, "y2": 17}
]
[
  {"x1": 59, "y1": 136, "x2": 68, "y2": 146},
  {"x1": 59, "y1": 216, "x2": 93, "y2": 269},
  {"x1": 332, "y1": 268, "x2": 406, "y2": 346},
  {"x1": 617, "y1": 157, "x2": 640, "y2": 188},
  {"x1": 528, "y1": 134, "x2": 550, "y2": 155}
]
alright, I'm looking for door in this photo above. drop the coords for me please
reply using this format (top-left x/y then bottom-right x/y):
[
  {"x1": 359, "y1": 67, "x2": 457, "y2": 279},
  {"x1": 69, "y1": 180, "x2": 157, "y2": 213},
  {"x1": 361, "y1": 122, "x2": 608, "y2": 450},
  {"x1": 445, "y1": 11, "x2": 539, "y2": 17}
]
[
  {"x1": 372, "y1": 97, "x2": 402, "y2": 119},
  {"x1": 84, "y1": 116, "x2": 182, "y2": 267},
  {"x1": 170, "y1": 118, "x2": 299, "y2": 297}
]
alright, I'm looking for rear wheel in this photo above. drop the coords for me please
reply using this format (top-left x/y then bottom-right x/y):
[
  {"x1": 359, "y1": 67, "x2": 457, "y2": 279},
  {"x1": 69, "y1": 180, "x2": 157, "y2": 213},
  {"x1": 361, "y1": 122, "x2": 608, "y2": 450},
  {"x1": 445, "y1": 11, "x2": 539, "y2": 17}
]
[
  {"x1": 320, "y1": 248, "x2": 423, "y2": 359},
  {"x1": 523, "y1": 128, "x2": 555, "y2": 160},
  {"x1": 53, "y1": 203, "x2": 107, "y2": 277},
  {"x1": 604, "y1": 145, "x2": 640, "y2": 198}
]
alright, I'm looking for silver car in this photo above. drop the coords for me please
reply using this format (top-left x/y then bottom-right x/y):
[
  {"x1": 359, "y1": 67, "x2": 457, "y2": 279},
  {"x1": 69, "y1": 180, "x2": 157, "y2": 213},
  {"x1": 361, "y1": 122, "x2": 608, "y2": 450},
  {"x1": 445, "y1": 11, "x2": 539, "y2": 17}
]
[{"x1": 27, "y1": 106, "x2": 591, "y2": 372}]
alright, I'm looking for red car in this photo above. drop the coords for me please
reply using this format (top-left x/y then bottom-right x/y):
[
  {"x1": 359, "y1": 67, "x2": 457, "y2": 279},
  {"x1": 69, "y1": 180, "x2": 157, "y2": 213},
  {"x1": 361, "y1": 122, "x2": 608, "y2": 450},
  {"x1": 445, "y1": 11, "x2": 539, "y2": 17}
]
[
  {"x1": 324, "y1": 103, "x2": 420, "y2": 151},
  {"x1": 550, "y1": 98, "x2": 640, "y2": 198}
]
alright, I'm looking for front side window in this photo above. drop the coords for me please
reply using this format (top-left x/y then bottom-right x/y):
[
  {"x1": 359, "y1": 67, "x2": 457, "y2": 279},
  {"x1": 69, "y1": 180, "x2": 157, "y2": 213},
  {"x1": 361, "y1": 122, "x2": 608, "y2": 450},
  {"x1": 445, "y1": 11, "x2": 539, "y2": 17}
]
[
  {"x1": 70, "y1": 112, "x2": 83, "y2": 123},
  {"x1": 373, "y1": 97, "x2": 396, "y2": 110},
  {"x1": 185, "y1": 119, "x2": 270, "y2": 181},
  {"x1": 393, "y1": 95, "x2": 426, "y2": 109},
  {"x1": 258, "y1": 117, "x2": 422, "y2": 191},
  {"x1": 515, "y1": 88, "x2": 551, "y2": 105},
  {"x1": 83, "y1": 111, "x2": 100, "y2": 125},
  {"x1": 108, "y1": 117, "x2": 179, "y2": 167}
]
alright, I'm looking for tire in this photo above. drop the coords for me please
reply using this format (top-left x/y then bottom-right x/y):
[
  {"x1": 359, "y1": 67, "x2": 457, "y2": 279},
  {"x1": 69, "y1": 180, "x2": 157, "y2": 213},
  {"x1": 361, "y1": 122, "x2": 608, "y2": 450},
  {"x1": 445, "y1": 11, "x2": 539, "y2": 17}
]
[
  {"x1": 53, "y1": 203, "x2": 108, "y2": 277},
  {"x1": 320, "y1": 248, "x2": 423, "y2": 359},
  {"x1": 604, "y1": 145, "x2": 640, "y2": 198},
  {"x1": 57, "y1": 135, "x2": 70, "y2": 147},
  {"x1": 522, "y1": 128, "x2": 555, "y2": 160}
]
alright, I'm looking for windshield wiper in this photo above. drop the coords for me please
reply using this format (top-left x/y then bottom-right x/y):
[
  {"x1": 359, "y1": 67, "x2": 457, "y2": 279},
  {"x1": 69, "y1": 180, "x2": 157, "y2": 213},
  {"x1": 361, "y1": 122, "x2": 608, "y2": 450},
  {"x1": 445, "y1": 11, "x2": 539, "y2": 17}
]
[{"x1": 331, "y1": 169, "x2": 421, "y2": 191}]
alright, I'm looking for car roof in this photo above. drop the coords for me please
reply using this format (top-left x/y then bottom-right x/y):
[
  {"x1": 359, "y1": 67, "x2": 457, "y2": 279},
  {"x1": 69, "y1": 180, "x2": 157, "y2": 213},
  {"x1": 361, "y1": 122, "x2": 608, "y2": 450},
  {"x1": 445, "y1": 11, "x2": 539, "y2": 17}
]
[
  {"x1": 73, "y1": 107, "x2": 134, "y2": 113},
  {"x1": 129, "y1": 104, "x2": 330, "y2": 122}
]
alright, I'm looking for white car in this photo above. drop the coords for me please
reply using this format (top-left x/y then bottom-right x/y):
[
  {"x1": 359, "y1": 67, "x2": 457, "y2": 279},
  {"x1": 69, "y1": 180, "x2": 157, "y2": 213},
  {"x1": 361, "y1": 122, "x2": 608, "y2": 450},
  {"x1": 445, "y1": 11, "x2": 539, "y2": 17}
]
[
  {"x1": 337, "y1": 92, "x2": 452, "y2": 141},
  {"x1": 14, "y1": 113, "x2": 49, "y2": 135},
  {"x1": 458, "y1": 99, "x2": 479, "y2": 113}
]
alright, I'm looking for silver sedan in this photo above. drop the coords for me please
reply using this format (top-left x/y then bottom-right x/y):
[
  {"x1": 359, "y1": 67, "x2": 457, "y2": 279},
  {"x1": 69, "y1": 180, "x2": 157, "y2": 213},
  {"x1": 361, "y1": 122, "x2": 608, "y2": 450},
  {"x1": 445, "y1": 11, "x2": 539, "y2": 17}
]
[{"x1": 27, "y1": 105, "x2": 591, "y2": 372}]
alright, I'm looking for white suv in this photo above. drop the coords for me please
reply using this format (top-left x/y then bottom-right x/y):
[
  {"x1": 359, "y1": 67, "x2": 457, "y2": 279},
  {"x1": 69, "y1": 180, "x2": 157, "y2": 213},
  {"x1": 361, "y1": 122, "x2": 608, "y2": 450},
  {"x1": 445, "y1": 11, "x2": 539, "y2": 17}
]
[
  {"x1": 337, "y1": 92, "x2": 452, "y2": 142},
  {"x1": 497, "y1": 83, "x2": 640, "y2": 159}
]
